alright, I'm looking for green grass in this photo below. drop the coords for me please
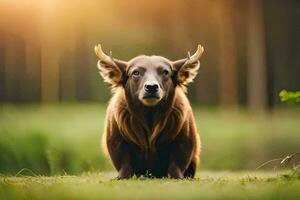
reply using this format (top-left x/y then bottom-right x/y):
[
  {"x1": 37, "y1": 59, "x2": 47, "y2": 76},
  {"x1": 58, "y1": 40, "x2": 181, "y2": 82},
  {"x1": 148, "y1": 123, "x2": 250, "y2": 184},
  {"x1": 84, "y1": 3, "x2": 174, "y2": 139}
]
[
  {"x1": 0, "y1": 104, "x2": 300, "y2": 199},
  {"x1": 0, "y1": 104, "x2": 300, "y2": 175},
  {"x1": 1, "y1": 171, "x2": 300, "y2": 200}
]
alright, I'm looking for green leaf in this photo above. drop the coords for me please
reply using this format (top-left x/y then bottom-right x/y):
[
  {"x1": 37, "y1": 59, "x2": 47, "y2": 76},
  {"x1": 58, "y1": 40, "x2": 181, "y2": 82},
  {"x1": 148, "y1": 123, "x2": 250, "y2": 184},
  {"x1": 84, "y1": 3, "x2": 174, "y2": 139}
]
[{"x1": 279, "y1": 90, "x2": 300, "y2": 104}]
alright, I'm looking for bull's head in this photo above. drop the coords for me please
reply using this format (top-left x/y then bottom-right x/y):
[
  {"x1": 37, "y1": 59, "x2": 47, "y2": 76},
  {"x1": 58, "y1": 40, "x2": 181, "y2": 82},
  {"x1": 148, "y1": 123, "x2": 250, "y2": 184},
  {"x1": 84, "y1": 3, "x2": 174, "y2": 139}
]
[{"x1": 95, "y1": 44, "x2": 204, "y2": 106}]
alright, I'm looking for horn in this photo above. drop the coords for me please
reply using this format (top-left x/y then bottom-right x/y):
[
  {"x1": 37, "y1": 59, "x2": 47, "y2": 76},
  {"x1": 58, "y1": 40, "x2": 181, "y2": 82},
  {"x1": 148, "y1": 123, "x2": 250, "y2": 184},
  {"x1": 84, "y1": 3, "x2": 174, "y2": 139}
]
[
  {"x1": 94, "y1": 44, "x2": 117, "y2": 67},
  {"x1": 186, "y1": 44, "x2": 204, "y2": 64}
]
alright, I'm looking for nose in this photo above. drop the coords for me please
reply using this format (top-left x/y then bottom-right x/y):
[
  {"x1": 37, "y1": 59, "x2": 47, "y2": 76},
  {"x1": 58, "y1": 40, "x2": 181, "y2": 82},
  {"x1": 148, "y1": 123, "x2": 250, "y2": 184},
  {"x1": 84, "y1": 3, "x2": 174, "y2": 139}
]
[{"x1": 144, "y1": 82, "x2": 159, "y2": 94}]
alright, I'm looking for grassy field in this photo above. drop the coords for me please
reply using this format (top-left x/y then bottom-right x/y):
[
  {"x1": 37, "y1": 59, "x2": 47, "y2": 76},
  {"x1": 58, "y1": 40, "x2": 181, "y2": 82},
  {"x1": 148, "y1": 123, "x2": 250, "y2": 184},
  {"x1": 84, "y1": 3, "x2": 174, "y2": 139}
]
[
  {"x1": 1, "y1": 171, "x2": 300, "y2": 200},
  {"x1": 1, "y1": 103, "x2": 300, "y2": 175},
  {"x1": 0, "y1": 104, "x2": 300, "y2": 199}
]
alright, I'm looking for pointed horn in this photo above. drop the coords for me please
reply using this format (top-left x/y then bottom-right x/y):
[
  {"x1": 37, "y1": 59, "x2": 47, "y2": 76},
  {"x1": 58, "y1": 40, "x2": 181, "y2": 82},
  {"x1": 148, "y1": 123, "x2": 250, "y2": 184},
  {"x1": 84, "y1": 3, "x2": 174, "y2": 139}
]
[
  {"x1": 187, "y1": 51, "x2": 191, "y2": 59},
  {"x1": 187, "y1": 44, "x2": 204, "y2": 63},
  {"x1": 94, "y1": 44, "x2": 116, "y2": 66}
]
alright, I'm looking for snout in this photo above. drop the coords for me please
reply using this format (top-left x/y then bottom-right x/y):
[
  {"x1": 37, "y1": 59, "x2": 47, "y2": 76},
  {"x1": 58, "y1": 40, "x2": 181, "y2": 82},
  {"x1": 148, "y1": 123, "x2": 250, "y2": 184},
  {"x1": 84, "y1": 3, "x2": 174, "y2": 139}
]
[
  {"x1": 139, "y1": 81, "x2": 164, "y2": 106},
  {"x1": 144, "y1": 83, "x2": 159, "y2": 95}
]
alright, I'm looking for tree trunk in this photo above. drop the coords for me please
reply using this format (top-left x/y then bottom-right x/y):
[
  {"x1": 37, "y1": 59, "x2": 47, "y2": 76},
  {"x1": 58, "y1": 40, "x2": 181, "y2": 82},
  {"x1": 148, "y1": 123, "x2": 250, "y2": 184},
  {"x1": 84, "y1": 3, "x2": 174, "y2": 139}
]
[
  {"x1": 0, "y1": 29, "x2": 5, "y2": 102},
  {"x1": 25, "y1": 41, "x2": 41, "y2": 102},
  {"x1": 247, "y1": 0, "x2": 267, "y2": 111},
  {"x1": 4, "y1": 33, "x2": 25, "y2": 102},
  {"x1": 217, "y1": 0, "x2": 238, "y2": 106},
  {"x1": 40, "y1": 1, "x2": 61, "y2": 102}
]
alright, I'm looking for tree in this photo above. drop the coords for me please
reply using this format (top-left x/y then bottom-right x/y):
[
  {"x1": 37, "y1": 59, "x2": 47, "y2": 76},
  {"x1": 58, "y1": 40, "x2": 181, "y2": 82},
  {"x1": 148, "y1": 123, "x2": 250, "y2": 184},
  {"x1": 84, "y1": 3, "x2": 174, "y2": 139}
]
[
  {"x1": 216, "y1": 0, "x2": 238, "y2": 106},
  {"x1": 246, "y1": 0, "x2": 267, "y2": 110}
]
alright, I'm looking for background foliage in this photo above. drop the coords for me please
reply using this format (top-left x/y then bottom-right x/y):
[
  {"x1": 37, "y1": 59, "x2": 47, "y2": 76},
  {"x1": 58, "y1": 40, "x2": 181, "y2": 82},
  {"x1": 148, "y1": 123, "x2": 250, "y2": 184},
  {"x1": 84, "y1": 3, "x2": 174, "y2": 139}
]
[
  {"x1": 0, "y1": 104, "x2": 299, "y2": 175},
  {"x1": 0, "y1": 0, "x2": 299, "y2": 108},
  {"x1": 0, "y1": 0, "x2": 299, "y2": 176}
]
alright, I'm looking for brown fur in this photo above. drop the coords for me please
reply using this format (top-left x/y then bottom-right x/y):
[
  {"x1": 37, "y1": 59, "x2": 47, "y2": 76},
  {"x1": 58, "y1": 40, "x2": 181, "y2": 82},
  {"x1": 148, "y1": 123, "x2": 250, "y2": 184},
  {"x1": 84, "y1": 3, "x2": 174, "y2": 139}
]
[
  {"x1": 102, "y1": 87, "x2": 200, "y2": 179},
  {"x1": 96, "y1": 47, "x2": 203, "y2": 179}
]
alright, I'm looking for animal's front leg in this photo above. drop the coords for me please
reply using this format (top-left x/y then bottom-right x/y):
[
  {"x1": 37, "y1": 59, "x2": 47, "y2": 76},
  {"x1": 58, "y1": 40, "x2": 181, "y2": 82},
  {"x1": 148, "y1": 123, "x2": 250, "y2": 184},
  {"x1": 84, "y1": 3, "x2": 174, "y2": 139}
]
[
  {"x1": 167, "y1": 133, "x2": 194, "y2": 179},
  {"x1": 106, "y1": 132, "x2": 133, "y2": 179},
  {"x1": 167, "y1": 160, "x2": 184, "y2": 179},
  {"x1": 116, "y1": 156, "x2": 133, "y2": 180}
]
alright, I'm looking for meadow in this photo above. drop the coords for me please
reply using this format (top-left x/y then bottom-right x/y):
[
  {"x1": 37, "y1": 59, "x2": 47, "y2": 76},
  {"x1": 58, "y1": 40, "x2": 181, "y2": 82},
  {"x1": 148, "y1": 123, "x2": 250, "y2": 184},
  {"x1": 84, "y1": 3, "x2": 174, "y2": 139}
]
[
  {"x1": 1, "y1": 171, "x2": 300, "y2": 200},
  {"x1": 0, "y1": 104, "x2": 300, "y2": 199}
]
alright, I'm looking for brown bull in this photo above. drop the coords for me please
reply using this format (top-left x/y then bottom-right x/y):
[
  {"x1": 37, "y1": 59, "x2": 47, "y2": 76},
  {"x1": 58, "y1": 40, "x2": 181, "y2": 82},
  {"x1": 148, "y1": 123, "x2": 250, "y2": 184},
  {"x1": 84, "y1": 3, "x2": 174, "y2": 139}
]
[{"x1": 95, "y1": 44, "x2": 204, "y2": 179}]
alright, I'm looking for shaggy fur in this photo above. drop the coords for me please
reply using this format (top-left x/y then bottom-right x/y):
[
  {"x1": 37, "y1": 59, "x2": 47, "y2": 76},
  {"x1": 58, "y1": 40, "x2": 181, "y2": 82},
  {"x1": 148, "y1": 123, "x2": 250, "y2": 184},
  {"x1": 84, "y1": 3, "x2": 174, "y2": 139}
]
[{"x1": 96, "y1": 46, "x2": 203, "y2": 179}]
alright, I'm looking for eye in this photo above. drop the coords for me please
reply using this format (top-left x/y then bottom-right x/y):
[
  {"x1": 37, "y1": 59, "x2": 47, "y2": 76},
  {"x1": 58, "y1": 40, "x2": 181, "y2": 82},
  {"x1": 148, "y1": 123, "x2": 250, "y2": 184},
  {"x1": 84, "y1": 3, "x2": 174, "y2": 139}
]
[
  {"x1": 132, "y1": 70, "x2": 140, "y2": 76},
  {"x1": 163, "y1": 70, "x2": 169, "y2": 76}
]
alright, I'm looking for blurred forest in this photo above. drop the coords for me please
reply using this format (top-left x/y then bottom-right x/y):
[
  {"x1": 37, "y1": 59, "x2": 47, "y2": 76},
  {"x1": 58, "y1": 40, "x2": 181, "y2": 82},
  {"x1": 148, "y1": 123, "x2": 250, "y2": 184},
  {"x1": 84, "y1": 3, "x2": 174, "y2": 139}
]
[
  {"x1": 0, "y1": 0, "x2": 300, "y2": 175},
  {"x1": 0, "y1": 0, "x2": 299, "y2": 109}
]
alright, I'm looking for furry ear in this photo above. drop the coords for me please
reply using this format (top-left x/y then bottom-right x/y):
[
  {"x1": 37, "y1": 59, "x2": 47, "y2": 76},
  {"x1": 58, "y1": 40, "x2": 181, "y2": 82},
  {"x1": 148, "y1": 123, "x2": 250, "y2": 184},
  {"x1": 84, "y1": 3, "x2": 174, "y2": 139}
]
[
  {"x1": 173, "y1": 45, "x2": 204, "y2": 85},
  {"x1": 173, "y1": 59, "x2": 200, "y2": 85},
  {"x1": 97, "y1": 59, "x2": 127, "y2": 85},
  {"x1": 95, "y1": 44, "x2": 127, "y2": 86}
]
